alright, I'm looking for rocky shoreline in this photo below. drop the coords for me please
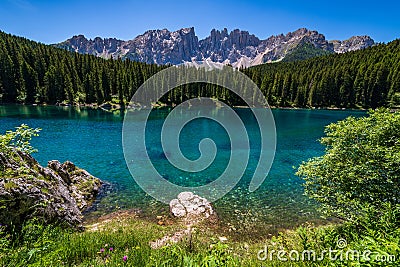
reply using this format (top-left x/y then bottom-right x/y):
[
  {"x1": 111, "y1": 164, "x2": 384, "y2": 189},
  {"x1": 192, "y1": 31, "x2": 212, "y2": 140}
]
[
  {"x1": 0, "y1": 149, "x2": 103, "y2": 229},
  {"x1": 0, "y1": 101, "x2": 370, "y2": 112}
]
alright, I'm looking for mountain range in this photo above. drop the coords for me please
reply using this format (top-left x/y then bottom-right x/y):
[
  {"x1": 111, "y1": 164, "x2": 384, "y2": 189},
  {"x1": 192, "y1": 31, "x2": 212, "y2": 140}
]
[{"x1": 55, "y1": 27, "x2": 375, "y2": 68}]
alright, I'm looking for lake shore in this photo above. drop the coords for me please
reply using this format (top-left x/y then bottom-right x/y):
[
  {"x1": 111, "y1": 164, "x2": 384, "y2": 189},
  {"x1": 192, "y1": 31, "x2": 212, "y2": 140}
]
[
  {"x1": 0, "y1": 104, "x2": 367, "y2": 238},
  {"x1": 0, "y1": 101, "x2": 369, "y2": 112}
]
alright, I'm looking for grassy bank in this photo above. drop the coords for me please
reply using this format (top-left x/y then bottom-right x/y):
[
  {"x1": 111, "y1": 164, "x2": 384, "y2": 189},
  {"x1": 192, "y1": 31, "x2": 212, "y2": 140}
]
[{"x1": 1, "y1": 206, "x2": 399, "y2": 266}]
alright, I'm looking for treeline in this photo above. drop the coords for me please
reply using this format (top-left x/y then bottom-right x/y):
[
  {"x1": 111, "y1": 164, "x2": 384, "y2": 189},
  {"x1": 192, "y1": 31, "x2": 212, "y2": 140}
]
[
  {"x1": 0, "y1": 31, "x2": 164, "y2": 105},
  {"x1": 243, "y1": 40, "x2": 400, "y2": 108},
  {"x1": 0, "y1": 30, "x2": 399, "y2": 108}
]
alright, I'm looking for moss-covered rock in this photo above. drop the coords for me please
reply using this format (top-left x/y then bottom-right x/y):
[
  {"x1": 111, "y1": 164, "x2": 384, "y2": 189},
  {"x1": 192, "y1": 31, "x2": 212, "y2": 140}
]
[{"x1": 0, "y1": 149, "x2": 102, "y2": 228}]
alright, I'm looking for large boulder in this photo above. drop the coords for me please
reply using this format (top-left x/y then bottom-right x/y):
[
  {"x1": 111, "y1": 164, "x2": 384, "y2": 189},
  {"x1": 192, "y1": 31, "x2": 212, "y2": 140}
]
[{"x1": 0, "y1": 149, "x2": 102, "y2": 228}]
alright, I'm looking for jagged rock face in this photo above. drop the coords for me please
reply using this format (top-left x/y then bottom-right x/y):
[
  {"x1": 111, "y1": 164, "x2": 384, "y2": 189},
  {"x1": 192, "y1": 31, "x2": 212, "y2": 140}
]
[
  {"x1": 253, "y1": 28, "x2": 335, "y2": 65},
  {"x1": 55, "y1": 27, "x2": 375, "y2": 67},
  {"x1": 197, "y1": 28, "x2": 260, "y2": 63},
  {"x1": 58, "y1": 28, "x2": 199, "y2": 65},
  {"x1": 123, "y1": 27, "x2": 199, "y2": 64},
  {"x1": 57, "y1": 34, "x2": 124, "y2": 58},
  {"x1": 0, "y1": 149, "x2": 102, "y2": 228},
  {"x1": 329, "y1": 36, "x2": 375, "y2": 53}
]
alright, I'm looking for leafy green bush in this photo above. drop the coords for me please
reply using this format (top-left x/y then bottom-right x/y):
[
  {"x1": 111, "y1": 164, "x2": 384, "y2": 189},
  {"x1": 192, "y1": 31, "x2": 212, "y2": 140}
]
[
  {"x1": 297, "y1": 109, "x2": 400, "y2": 222},
  {"x1": 0, "y1": 124, "x2": 41, "y2": 154}
]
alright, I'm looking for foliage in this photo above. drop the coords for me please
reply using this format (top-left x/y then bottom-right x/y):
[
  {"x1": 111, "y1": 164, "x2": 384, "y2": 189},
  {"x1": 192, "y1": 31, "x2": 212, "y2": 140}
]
[
  {"x1": 0, "y1": 213, "x2": 398, "y2": 266},
  {"x1": 1, "y1": 30, "x2": 400, "y2": 108},
  {"x1": 0, "y1": 217, "x2": 243, "y2": 267},
  {"x1": 0, "y1": 31, "x2": 164, "y2": 105},
  {"x1": 297, "y1": 109, "x2": 400, "y2": 221},
  {"x1": 244, "y1": 40, "x2": 400, "y2": 108},
  {"x1": 0, "y1": 124, "x2": 41, "y2": 154}
]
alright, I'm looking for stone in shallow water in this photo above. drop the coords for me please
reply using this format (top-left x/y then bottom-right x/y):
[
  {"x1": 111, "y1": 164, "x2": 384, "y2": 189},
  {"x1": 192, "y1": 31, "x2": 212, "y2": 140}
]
[{"x1": 169, "y1": 191, "x2": 214, "y2": 225}]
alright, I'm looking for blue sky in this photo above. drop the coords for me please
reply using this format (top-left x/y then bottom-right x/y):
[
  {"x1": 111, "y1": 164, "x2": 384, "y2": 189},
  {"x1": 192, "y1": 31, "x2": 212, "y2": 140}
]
[{"x1": 0, "y1": 0, "x2": 399, "y2": 44}]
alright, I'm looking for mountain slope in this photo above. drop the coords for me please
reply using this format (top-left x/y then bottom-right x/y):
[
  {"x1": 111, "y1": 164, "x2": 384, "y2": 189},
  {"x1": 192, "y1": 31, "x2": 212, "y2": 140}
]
[
  {"x1": 55, "y1": 28, "x2": 375, "y2": 67},
  {"x1": 0, "y1": 30, "x2": 164, "y2": 104},
  {"x1": 1, "y1": 30, "x2": 397, "y2": 109},
  {"x1": 281, "y1": 42, "x2": 334, "y2": 62},
  {"x1": 244, "y1": 39, "x2": 400, "y2": 108}
]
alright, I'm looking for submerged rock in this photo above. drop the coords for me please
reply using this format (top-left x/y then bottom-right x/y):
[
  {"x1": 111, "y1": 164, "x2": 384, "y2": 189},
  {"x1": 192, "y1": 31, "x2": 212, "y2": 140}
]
[
  {"x1": 151, "y1": 192, "x2": 216, "y2": 249},
  {"x1": 169, "y1": 192, "x2": 215, "y2": 225},
  {"x1": 0, "y1": 149, "x2": 102, "y2": 228}
]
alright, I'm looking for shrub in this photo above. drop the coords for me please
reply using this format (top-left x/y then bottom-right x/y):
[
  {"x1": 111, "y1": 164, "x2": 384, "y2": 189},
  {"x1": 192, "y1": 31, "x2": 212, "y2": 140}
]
[
  {"x1": 297, "y1": 109, "x2": 400, "y2": 222},
  {"x1": 0, "y1": 124, "x2": 41, "y2": 154}
]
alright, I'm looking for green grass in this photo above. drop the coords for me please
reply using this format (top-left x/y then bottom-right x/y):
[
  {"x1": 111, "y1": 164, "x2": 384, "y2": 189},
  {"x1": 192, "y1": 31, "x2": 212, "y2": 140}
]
[{"x1": 1, "y1": 210, "x2": 399, "y2": 267}]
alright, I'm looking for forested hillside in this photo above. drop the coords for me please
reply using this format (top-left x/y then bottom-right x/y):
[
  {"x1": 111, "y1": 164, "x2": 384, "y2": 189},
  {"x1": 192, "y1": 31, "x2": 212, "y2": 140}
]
[
  {"x1": 0, "y1": 31, "x2": 163, "y2": 105},
  {"x1": 0, "y1": 30, "x2": 399, "y2": 108},
  {"x1": 280, "y1": 42, "x2": 333, "y2": 63},
  {"x1": 243, "y1": 40, "x2": 400, "y2": 108}
]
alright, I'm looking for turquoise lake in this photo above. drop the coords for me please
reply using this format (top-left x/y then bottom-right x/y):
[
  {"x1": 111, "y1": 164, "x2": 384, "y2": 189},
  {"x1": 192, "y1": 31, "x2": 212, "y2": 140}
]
[{"x1": 0, "y1": 105, "x2": 365, "y2": 237}]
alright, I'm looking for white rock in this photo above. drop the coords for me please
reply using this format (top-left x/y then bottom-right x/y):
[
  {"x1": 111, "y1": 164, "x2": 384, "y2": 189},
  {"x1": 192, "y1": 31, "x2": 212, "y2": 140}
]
[
  {"x1": 169, "y1": 192, "x2": 214, "y2": 225},
  {"x1": 178, "y1": 191, "x2": 194, "y2": 202},
  {"x1": 171, "y1": 203, "x2": 186, "y2": 217}
]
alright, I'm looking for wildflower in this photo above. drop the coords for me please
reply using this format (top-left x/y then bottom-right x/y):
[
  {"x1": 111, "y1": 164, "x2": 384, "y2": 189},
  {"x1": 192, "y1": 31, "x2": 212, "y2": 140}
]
[
  {"x1": 104, "y1": 244, "x2": 108, "y2": 247},
  {"x1": 123, "y1": 255, "x2": 128, "y2": 262},
  {"x1": 100, "y1": 248, "x2": 105, "y2": 253},
  {"x1": 109, "y1": 247, "x2": 114, "y2": 252}
]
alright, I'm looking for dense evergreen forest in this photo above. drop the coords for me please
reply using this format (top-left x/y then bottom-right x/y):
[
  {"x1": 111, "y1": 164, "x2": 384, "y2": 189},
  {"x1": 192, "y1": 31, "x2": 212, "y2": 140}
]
[
  {"x1": 243, "y1": 40, "x2": 400, "y2": 108},
  {"x1": 0, "y1": 30, "x2": 399, "y2": 108},
  {"x1": 0, "y1": 31, "x2": 164, "y2": 105}
]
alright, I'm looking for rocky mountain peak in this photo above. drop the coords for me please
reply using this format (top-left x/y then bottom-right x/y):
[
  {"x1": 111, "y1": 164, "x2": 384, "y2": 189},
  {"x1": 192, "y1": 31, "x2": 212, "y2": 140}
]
[
  {"x1": 124, "y1": 27, "x2": 198, "y2": 64},
  {"x1": 292, "y1": 27, "x2": 310, "y2": 35},
  {"x1": 198, "y1": 28, "x2": 261, "y2": 63},
  {"x1": 330, "y1": 35, "x2": 375, "y2": 53},
  {"x1": 58, "y1": 34, "x2": 123, "y2": 57},
  {"x1": 229, "y1": 29, "x2": 260, "y2": 48},
  {"x1": 55, "y1": 27, "x2": 375, "y2": 67}
]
